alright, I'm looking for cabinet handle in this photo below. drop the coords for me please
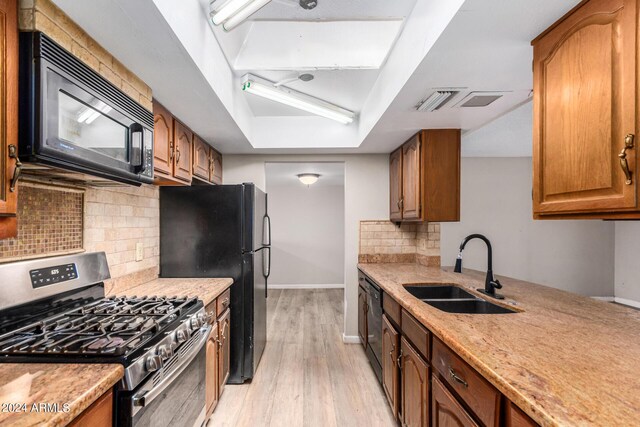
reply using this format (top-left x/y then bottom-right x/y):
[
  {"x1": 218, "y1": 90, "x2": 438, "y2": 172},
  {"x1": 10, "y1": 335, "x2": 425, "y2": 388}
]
[
  {"x1": 176, "y1": 147, "x2": 181, "y2": 164},
  {"x1": 389, "y1": 343, "x2": 395, "y2": 359},
  {"x1": 8, "y1": 145, "x2": 22, "y2": 192},
  {"x1": 396, "y1": 347, "x2": 403, "y2": 368},
  {"x1": 169, "y1": 141, "x2": 175, "y2": 160},
  {"x1": 221, "y1": 297, "x2": 229, "y2": 308},
  {"x1": 619, "y1": 134, "x2": 635, "y2": 185},
  {"x1": 448, "y1": 367, "x2": 468, "y2": 388}
]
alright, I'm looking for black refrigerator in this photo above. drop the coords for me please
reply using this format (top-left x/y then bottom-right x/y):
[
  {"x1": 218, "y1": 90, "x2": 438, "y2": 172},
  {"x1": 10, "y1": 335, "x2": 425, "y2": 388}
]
[{"x1": 159, "y1": 184, "x2": 270, "y2": 384}]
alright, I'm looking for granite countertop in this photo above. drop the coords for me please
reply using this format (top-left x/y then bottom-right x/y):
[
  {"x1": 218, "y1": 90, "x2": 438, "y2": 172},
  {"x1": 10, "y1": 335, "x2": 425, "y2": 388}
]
[
  {"x1": 357, "y1": 263, "x2": 640, "y2": 427},
  {"x1": 0, "y1": 364, "x2": 123, "y2": 427},
  {"x1": 107, "y1": 277, "x2": 234, "y2": 306}
]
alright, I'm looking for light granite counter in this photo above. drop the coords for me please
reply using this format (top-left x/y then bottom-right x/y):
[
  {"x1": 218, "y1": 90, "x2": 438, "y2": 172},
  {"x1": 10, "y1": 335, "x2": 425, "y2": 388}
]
[
  {"x1": 0, "y1": 363, "x2": 123, "y2": 427},
  {"x1": 357, "y1": 263, "x2": 640, "y2": 427},
  {"x1": 107, "y1": 277, "x2": 234, "y2": 306}
]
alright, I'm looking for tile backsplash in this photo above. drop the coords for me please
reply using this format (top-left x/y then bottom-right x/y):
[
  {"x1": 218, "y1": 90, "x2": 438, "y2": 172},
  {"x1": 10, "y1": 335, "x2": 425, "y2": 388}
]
[
  {"x1": 359, "y1": 220, "x2": 440, "y2": 266},
  {"x1": 0, "y1": 183, "x2": 83, "y2": 260}
]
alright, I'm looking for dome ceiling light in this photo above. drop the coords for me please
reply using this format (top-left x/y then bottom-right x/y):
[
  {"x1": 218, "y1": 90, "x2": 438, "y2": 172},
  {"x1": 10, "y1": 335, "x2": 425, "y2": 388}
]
[{"x1": 297, "y1": 173, "x2": 320, "y2": 186}]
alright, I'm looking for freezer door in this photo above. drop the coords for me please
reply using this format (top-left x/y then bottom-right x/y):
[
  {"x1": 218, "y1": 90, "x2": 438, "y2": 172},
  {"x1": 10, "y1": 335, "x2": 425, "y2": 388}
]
[{"x1": 252, "y1": 186, "x2": 268, "y2": 251}]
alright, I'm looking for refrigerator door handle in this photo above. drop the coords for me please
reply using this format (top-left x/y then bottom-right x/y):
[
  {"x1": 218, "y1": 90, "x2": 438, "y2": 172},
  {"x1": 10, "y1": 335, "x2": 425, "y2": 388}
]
[{"x1": 263, "y1": 215, "x2": 271, "y2": 246}]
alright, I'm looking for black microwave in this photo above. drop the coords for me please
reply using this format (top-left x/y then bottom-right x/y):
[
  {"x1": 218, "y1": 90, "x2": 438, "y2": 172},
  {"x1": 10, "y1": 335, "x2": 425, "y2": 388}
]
[{"x1": 19, "y1": 32, "x2": 154, "y2": 186}]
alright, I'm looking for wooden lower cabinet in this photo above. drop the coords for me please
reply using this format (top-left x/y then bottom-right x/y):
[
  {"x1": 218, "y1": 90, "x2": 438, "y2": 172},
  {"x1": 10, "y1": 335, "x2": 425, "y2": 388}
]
[
  {"x1": 68, "y1": 389, "x2": 113, "y2": 427},
  {"x1": 401, "y1": 336, "x2": 429, "y2": 427},
  {"x1": 218, "y1": 308, "x2": 231, "y2": 395},
  {"x1": 506, "y1": 403, "x2": 538, "y2": 427},
  {"x1": 382, "y1": 314, "x2": 400, "y2": 419},
  {"x1": 432, "y1": 375, "x2": 478, "y2": 427},
  {"x1": 358, "y1": 285, "x2": 368, "y2": 349},
  {"x1": 206, "y1": 321, "x2": 219, "y2": 417}
]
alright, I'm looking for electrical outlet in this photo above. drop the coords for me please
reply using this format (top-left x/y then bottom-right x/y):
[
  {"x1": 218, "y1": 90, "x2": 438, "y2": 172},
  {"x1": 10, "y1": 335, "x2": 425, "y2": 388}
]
[{"x1": 136, "y1": 242, "x2": 144, "y2": 262}]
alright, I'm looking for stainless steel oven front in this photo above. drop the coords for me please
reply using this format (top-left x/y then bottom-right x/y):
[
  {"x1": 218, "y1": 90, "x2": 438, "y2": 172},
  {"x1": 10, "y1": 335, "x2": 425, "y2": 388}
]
[
  {"x1": 19, "y1": 31, "x2": 154, "y2": 186},
  {"x1": 117, "y1": 325, "x2": 211, "y2": 427}
]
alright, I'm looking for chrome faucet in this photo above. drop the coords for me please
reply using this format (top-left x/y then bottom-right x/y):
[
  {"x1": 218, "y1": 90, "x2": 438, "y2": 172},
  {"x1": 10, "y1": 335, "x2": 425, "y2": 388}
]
[{"x1": 453, "y1": 234, "x2": 504, "y2": 299}]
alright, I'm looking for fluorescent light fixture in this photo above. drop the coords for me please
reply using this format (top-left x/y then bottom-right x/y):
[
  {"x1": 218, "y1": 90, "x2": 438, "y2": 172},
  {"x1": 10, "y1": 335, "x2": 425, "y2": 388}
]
[
  {"x1": 242, "y1": 75, "x2": 356, "y2": 124},
  {"x1": 211, "y1": 0, "x2": 271, "y2": 32},
  {"x1": 297, "y1": 173, "x2": 320, "y2": 185}
]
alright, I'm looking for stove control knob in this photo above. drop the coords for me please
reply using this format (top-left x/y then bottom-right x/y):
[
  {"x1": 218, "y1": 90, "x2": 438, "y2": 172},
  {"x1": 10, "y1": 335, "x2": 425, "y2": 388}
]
[
  {"x1": 197, "y1": 313, "x2": 207, "y2": 325},
  {"x1": 176, "y1": 329, "x2": 188, "y2": 343},
  {"x1": 157, "y1": 345, "x2": 173, "y2": 360},
  {"x1": 145, "y1": 355, "x2": 162, "y2": 372},
  {"x1": 190, "y1": 316, "x2": 202, "y2": 330}
]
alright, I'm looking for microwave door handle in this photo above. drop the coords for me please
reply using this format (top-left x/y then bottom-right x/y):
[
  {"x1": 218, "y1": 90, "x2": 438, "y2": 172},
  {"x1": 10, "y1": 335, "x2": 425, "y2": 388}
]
[{"x1": 129, "y1": 123, "x2": 145, "y2": 173}]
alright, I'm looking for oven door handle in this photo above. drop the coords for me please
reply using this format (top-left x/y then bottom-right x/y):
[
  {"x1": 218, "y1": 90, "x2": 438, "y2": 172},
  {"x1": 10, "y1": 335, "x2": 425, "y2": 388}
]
[{"x1": 132, "y1": 324, "x2": 211, "y2": 409}]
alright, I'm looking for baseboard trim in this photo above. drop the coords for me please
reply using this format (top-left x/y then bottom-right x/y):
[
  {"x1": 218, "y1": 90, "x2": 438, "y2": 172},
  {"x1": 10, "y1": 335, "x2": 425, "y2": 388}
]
[
  {"x1": 614, "y1": 297, "x2": 640, "y2": 309},
  {"x1": 591, "y1": 296, "x2": 640, "y2": 309},
  {"x1": 268, "y1": 284, "x2": 345, "y2": 289},
  {"x1": 342, "y1": 334, "x2": 361, "y2": 344}
]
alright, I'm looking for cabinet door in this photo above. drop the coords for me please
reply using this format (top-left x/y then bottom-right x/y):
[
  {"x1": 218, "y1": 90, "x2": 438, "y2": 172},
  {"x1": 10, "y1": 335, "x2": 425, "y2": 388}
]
[
  {"x1": 506, "y1": 403, "x2": 537, "y2": 427},
  {"x1": 206, "y1": 321, "x2": 219, "y2": 417},
  {"x1": 432, "y1": 375, "x2": 478, "y2": 427},
  {"x1": 401, "y1": 336, "x2": 429, "y2": 427},
  {"x1": 0, "y1": 0, "x2": 18, "y2": 238},
  {"x1": 358, "y1": 285, "x2": 368, "y2": 349},
  {"x1": 532, "y1": 0, "x2": 638, "y2": 215},
  {"x1": 68, "y1": 389, "x2": 113, "y2": 427},
  {"x1": 173, "y1": 120, "x2": 193, "y2": 183},
  {"x1": 153, "y1": 101, "x2": 174, "y2": 176},
  {"x1": 192, "y1": 135, "x2": 211, "y2": 182},
  {"x1": 402, "y1": 135, "x2": 422, "y2": 220},
  {"x1": 390, "y1": 147, "x2": 403, "y2": 221},
  {"x1": 382, "y1": 314, "x2": 399, "y2": 419},
  {"x1": 211, "y1": 149, "x2": 223, "y2": 185},
  {"x1": 218, "y1": 308, "x2": 231, "y2": 396}
]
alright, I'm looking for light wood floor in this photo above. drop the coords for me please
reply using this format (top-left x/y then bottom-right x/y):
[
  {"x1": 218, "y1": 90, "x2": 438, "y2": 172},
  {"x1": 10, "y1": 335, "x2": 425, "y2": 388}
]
[{"x1": 208, "y1": 289, "x2": 396, "y2": 427}]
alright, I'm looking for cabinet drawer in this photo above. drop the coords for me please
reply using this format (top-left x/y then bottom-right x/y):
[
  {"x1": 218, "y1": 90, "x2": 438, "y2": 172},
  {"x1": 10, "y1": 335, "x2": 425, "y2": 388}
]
[
  {"x1": 217, "y1": 289, "x2": 231, "y2": 318},
  {"x1": 383, "y1": 292, "x2": 401, "y2": 327},
  {"x1": 205, "y1": 300, "x2": 217, "y2": 325},
  {"x1": 432, "y1": 338, "x2": 500, "y2": 427},
  {"x1": 401, "y1": 309, "x2": 430, "y2": 360}
]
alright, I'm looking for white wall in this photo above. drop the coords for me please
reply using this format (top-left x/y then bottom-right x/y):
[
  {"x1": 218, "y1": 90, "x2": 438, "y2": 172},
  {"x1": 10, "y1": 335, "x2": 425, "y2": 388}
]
[
  {"x1": 266, "y1": 182, "x2": 345, "y2": 286},
  {"x1": 441, "y1": 157, "x2": 615, "y2": 296},
  {"x1": 224, "y1": 154, "x2": 389, "y2": 340},
  {"x1": 614, "y1": 223, "x2": 640, "y2": 304}
]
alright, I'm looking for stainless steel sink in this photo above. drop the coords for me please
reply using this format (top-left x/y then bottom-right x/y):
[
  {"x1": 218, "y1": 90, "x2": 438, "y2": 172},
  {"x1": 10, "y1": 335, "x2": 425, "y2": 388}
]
[
  {"x1": 403, "y1": 284, "x2": 517, "y2": 314},
  {"x1": 424, "y1": 299, "x2": 516, "y2": 314},
  {"x1": 404, "y1": 285, "x2": 475, "y2": 300}
]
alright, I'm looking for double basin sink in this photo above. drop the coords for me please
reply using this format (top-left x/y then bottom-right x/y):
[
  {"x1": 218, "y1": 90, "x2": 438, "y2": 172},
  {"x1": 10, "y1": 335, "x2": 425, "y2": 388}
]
[{"x1": 404, "y1": 285, "x2": 516, "y2": 314}]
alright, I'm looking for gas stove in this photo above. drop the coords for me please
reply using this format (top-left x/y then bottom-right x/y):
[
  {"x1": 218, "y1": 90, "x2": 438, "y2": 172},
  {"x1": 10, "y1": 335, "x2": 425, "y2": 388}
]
[{"x1": 0, "y1": 253, "x2": 210, "y2": 427}]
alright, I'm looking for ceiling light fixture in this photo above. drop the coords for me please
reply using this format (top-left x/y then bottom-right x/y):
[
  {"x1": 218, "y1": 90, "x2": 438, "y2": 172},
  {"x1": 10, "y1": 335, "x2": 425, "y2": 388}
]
[
  {"x1": 210, "y1": 0, "x2": 272, "y2": 32},
  {"x1": 297, "y1": 173, "x2": 320, "y2": 186},
  {"x1": 242, "y1": 75, "x2": 356, "y2": 124}
]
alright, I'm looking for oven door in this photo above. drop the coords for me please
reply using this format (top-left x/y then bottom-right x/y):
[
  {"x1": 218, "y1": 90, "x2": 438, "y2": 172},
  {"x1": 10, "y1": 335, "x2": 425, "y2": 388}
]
[
  {"x1": 119, "y1": 325, "x2": 210, "y2": 427},
  {"x1": 39, "y1": 64, "x2": 151, "y2": 183}
]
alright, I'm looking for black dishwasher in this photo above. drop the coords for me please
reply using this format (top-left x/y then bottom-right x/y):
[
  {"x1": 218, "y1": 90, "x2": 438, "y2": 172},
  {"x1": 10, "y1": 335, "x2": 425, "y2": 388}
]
[{"x1": 365, "y1": 278, "x2": 383, "y2": 383}]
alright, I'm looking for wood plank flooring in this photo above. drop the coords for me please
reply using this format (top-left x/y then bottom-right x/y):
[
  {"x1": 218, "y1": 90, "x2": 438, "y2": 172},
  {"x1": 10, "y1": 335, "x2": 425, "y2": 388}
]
[{"x1": 208, "y1": 289, "x2": 396, "y2": 427}]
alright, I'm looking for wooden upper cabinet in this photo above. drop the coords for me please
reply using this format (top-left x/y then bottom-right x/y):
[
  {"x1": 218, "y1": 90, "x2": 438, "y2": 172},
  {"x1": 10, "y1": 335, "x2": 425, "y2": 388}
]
[
  {"x1": 382, "y1": 314, "x2": 400, "y2": 420},
  {"x1": 193, "y1": 135, "x2": 212, "y2": 183},
  {"x1": 532, "y1": 0, "x2": 639, "y2": 218},
  {"x1": 389, "y1": 130, "x2": 460, "y2": 222},
  {"x1": 211, "y1": 149, "x2": 223, "y2": 185},
  {"x1": 173, "y1": 120, "x2": 193, "y2": 183},
  {"x1": 401, "y1": 337, "x2": 429, "y2": 427},
  {"x1": 0, "y1": 0, "x2": 19, "y2": 239},
  {"x1": 390, "y1": 147, "x2": 403, "y2": 221},
  {"x1": 432, "y1": 375, "x2": 479, "y2": 427},
  {"x1": 153, "y1": 101, "x2": 174, "y2": 176},
  {"x1": 402, "y1": 136, "x2": 421, "y2": 220}
]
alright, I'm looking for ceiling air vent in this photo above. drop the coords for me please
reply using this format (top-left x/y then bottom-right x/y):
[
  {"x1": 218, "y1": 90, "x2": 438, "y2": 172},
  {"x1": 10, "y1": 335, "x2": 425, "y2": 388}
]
[
  {"x1": 416, "y1": 89, "x2": 461, "y2": 112},
  {"x1": 454, "y1": 91, "x2": 507, "y2": 108}
]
